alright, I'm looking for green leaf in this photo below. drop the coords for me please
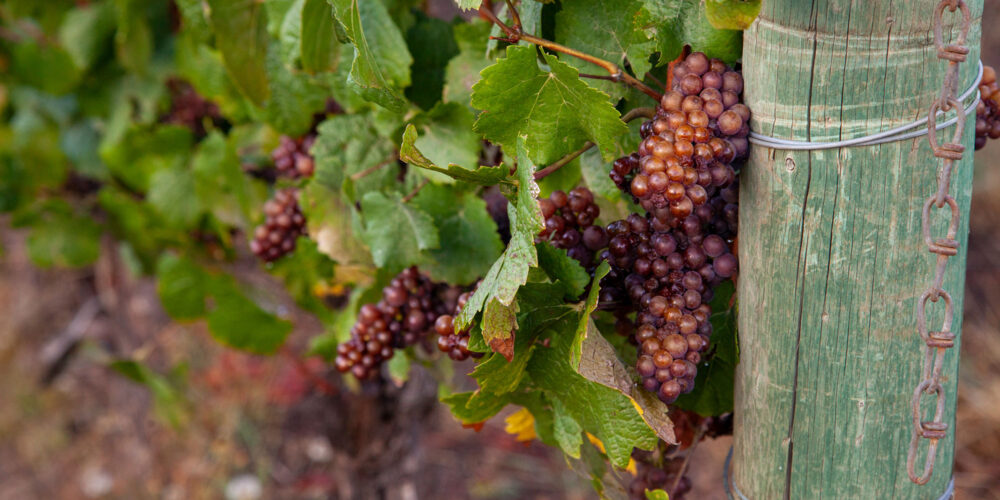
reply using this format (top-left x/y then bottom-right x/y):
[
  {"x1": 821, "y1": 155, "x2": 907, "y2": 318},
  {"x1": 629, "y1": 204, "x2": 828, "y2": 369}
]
[
  {"x1": 554, "y1": 0, "x2": 656, "y2": 101},
  {"x1": 674, "y1": 280, "x2": 738, "y2": 415},
  {"x1": 156, "y1": 254, "x2": 209, "y2": 320},
  {"x1": 147, "y1": 165, "x2": 202, "y2": 228},
  {"x1": 9, "y1": 41, "x2": 82, "y2": 95},
  {"x1": 404, "y1": 13, "x2": 459, "y2": 110},
  {"x1": 59, "y1": 3, "x2": 116, "y2": 71},
  {"x1": 114, "y1": 0, "x2": 153, "y2": 73},
  {"x1": 192, "y1": 132, "x2": 252, "y2": 226},
  {"x1": 409, "y1": 102, "x2": 481, "y2": 183},
  {"x1": 359, "y1": 191, "x2": 439, "y2": 272},
  {"x1": 705, "y1": 0, "x2": 761, "y2": 30},
  {"x1": 579, "y1": 146, "x2": 621, "y2": 202},
  {"x1": 526, "y1": 313, "x2": 659, "y2": 468},
  {"x1": 569, "y1": 260, "x2": 609, "y2": 366},
  {"x1": 329, "y1": 0, "x2": 413, "y2": 112},
  {"x1": 262, "y1": 42, "x2": 329, "y2": 135},
  {"x1": 410, "y1": 184, "x2": 502, "y2": 285},
  {"x1": 443, "y1": 20, "x2": 491, "y2": 107},
  {"x1": 455, "y1": 138, "x2": 544, "y2": 331},
  {"x1": 206, "y1": 0, "x2": 271, "y2": 104},
  {"x1": 101, "y1": 125, "x2": 193, "y2": 193},
  {"x1": 175, "y1": 0, "x2": 211, "y2": 41},
  {"x1": 645, "y1": 490, "x2": 670, "y2": 500},
  {"x1": 453, "y1": 0, "x2": 482, "y2": 9},
  {"x1": 441, "y1": 390, "x2": 512, "y2": 424},
  {"x1": 399, "y1": 125, "x2": 510, "y2": 185},
  {"x1": 312, "y1": 114, "x2": 399, "y2": 198},
  {"x1": 551, "y1": 397, "x2": 584, "y2": 458},
  {"x1": 471, "y1": 45, "x2": 628, "y2": 164},
  {"x1": 576, "y1": 316, "x2": 676, "y2": 446},
  {"x1": 268, "y1": 237, "x2": 337, "y2": 321},
  {"x1": 109, "y1": 360, "x2": 187, "y2": 428},
  {"x1": 299, "y1": 183, "x2": 374, "y2": 270},
  {"x1": 301, "y1": 0, "x2": 339, "y2": 72},
  {"x1": 387, "y1": 351, "x2": 411, "y2": 384},
  {"x1": 22, "y1": 201, "x2": 101, "y2": 268},
  {"x1": 648, "y1": 0, "x2": 743, "y2": 63},
  {"x1": 206, "y1": 276, "x2": 293, "y2": 354},
  {"x1": 535, "y1": 241, "x2": 590, "y2": 300}
]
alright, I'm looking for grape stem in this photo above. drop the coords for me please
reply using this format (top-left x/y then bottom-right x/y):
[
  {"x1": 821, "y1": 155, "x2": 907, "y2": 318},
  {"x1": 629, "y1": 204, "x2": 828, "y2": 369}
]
[
  {"x1": 402, "y1": 179, "x2": 429, "y2": 203},
  {"x1": 533, "y1": 107, "x2": 656, "y2": 180},
  {"x1": 350, "y1": 154, "x2": 398, "y2": 181},
  {"x1": 478, "y1": 4, "x2": 663, "y2": 102}
]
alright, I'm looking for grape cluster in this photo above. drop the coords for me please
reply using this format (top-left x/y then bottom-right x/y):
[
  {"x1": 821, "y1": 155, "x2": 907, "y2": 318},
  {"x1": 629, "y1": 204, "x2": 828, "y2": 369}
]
[
  {"x1": 601, "y1": 53, "x2": 746, "y2": 405},
  {"x1": 271, "y1": 134, "x2": 317, "y2": 178},
  {"x1": 250, "y1": 189, "x2": 307, "y2": 262},
  {"x1": 603, "y1": 199, "x2": 736, "y2": 403},
  {"x1": 618, "y1": 53, "x2": 748, "y2": 227},
  {"x1": 335, "y1": 268, "x2": 457, "y2": 379},
  {"x1": 435, "y1": 290, "x2": 484, "y2": 361},
  {"x1": 162, "y1": 78, "x2": 223, "y2": 138},
  {"x1": 976, "y1": 64, "x2": 1000, "y2": 150},
  {"x1": 537, "y1": 187, "x2": 609, "y2": 268}
]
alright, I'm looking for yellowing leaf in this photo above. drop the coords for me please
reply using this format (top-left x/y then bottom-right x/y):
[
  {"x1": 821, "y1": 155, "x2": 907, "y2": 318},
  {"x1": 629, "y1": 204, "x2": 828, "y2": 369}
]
[{"x1": 504, "y1": 408, "x2": 537, "y2": 443}]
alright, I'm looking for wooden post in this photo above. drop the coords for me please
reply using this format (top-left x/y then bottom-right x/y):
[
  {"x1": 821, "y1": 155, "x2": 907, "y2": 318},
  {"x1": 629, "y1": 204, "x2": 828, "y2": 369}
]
[{"x1": 734, "y1": 1, "x2": 983, "y2": 498}]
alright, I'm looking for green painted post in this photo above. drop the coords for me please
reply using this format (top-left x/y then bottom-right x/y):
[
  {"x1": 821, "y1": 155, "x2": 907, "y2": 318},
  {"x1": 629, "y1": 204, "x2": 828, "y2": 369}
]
[{"x1": 733, "y1": 1, "x2": 983, "y2": 498}]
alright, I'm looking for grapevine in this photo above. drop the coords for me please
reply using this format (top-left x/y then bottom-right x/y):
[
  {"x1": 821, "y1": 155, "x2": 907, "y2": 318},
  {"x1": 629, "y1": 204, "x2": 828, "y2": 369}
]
[{"x1": 6, "y1": 0, "x2": 986, "y2": 498}]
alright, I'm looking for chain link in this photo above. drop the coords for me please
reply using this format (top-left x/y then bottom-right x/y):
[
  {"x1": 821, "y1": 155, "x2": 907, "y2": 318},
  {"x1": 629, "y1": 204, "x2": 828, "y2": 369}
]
[{"x1": 907, "y1": 0, "x2": 972, "y2": 486}]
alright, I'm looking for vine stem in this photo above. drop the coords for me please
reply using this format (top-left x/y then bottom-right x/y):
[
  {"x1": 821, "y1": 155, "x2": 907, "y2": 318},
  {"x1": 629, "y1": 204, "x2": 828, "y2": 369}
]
[
  {"x1": 533, "y1": 107, "x2": 657, "y2": 180},
  {"x1": 402, "y1": 179, "x2": 429, "y2": 202},
  {"x1": 350, "y1": 154, "x2": 398, "y2": 181},
  {"x1": 479, "y1": 4, "x2": 663, "y2": 102}
]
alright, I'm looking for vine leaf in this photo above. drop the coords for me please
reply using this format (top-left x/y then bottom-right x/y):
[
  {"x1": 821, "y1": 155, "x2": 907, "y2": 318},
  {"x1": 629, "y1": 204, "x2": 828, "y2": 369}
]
[
  {"x1": 454, "y1": 137, "x2": 544, "y2": 340},
  {"x1": 570, "y1": 260, "x2": 609, "y2": 367},
  {"x1": 554, "y1": 0, "x2": 657, "y2": 101},
  {"x1": 359, "y1": 191, "x2": 440, "y2": 272},
  {"x1": 409, "y1": 102, "x2": 482, "y2": 183},
  {"x1": 300, "y1": 0, "x2": 339, "y2": 73},
  {"x1": 156, "y1": 254, "x2": 209, "y2": 320},
  {"x1": 329, "y1": 0, "x2": 413, "y2": 112},
  {"x1": 526, "y1": 312, "x2": 660, "y2": 468},
  {"x1": 410, "y1": 184, "x2": 503, "y2": 285},
  {"x1": 312, "y1": 114, "x2": 399, "y2": 199},
  {"x1": 705, "y1": 0, "x2": 762, "y2": 30},
  {"x1": 443, "y1": 20, "x2": 491, "y2": 107},
  {"x1": 647, "y1": 0, "x2": 743, "y2": 63},
  {"x1": 206, "y1": 0, "x2": 271, "y2": 104},
  {"x1": 471, "y1": 45, "x2": 628, "y2": 165},
  {"x1": 399, "y1": 124, "x2": 510, "y2": 185},
  {"x1": 453, "y1": 0, "x2": 482, "y2": 10},
  {"x1": 535, "y1": 241, "x2": 590, "y2": 300},
  {"x1": 206, "y1": 276, "x2": 293, "y2": 354}
]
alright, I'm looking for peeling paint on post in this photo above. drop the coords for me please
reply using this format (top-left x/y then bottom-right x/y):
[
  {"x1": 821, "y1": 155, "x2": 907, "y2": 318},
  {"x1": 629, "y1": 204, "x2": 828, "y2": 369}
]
[{"x1": 733, "y1": 1, "x2": 982, "y2": 498}]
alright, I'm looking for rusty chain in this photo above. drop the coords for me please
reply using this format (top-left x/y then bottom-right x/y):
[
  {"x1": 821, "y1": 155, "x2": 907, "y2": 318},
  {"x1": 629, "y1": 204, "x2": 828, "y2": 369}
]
[{"x1": 906, "y1": 0, "x2": 972, "y2": 487}]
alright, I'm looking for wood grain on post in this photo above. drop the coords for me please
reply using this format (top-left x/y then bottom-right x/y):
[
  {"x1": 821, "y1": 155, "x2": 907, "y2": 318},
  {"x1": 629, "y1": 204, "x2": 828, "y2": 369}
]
[{"x1": 734, "y1": 1, "x2": 982, "y2": 498}]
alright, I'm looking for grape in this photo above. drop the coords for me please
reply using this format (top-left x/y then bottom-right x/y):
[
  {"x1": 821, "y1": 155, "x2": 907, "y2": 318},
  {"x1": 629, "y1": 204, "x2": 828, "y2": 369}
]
[
  {"x1": 435, "y1": 291, "x2": 485, "y2": 361},
  {"x1": 271, "y1": 134, "x2": 316, "y2": 178},
  {"x1": 976, "y1": 65, "x2": 1000, "y2": 151},
  {"x1": 250, "y1": 189, "x2": 307, "y2": 262},
  {"x1": 335, "y1": 267, "x2": 459, "y2": 379},
  {"x1": 161, "y1": 78, "x2": 224, "y2": 138},
  {"x1": 537, "y1": 187, "x2": 608, "y2": 269}
]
